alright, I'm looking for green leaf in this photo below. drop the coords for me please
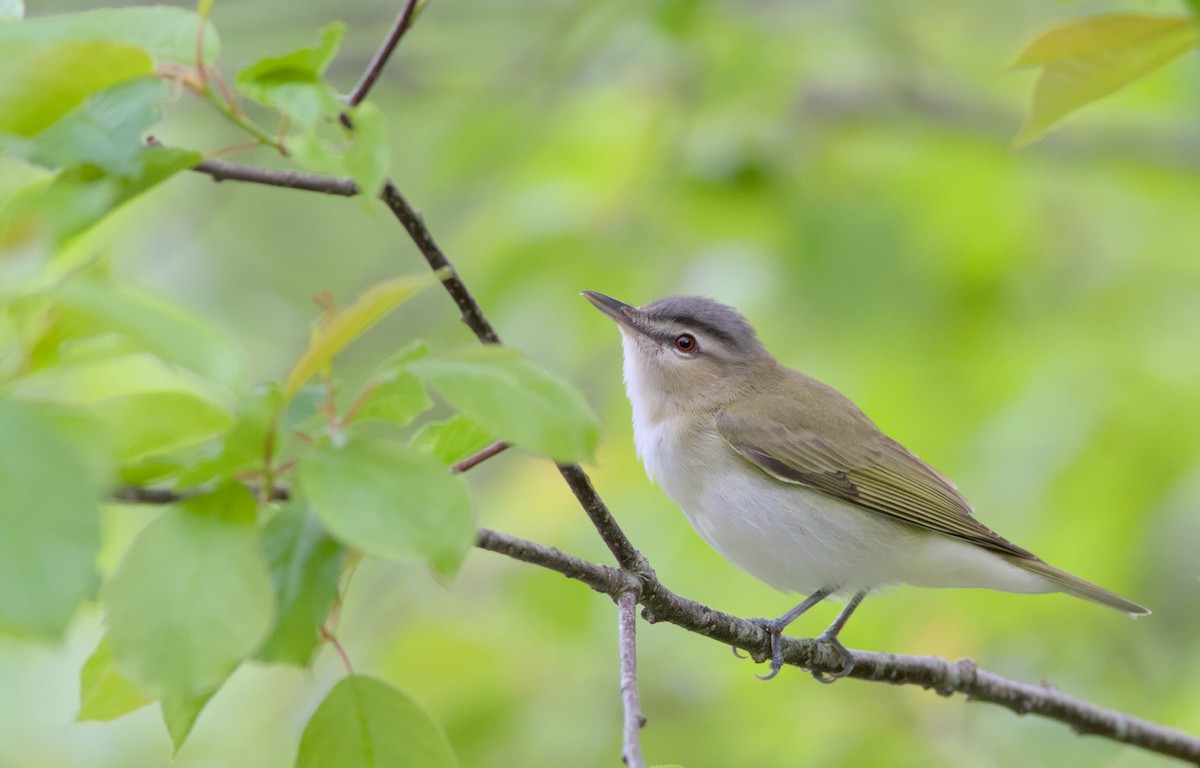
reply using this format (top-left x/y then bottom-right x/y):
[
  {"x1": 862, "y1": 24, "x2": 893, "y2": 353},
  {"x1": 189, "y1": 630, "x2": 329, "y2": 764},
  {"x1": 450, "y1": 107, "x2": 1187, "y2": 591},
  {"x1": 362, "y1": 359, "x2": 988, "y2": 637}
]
[
  {"x1": 341, "y1": 103, "x2": 390, "y2": 198},
  {"x1": 77, "y1": 635, "x2": 153, "y2": 722},
  {"x1": 298, "y1": 435, "x2": 473, "y2": 578},
  {"x1": 353, "y1": 372, "x2": 431, "y2": 427},
  {"x1": 410, "y1": 414, "x2": 494, "y2": 466},
  {"x1": 162, "y1": 688, "x2": 215, "y2": 754},
  {"x1": 1013, "y1": 14, "x2": 1200, "y2": 147},
  {"x1": 374, "y1": 340, "x2": 430, "y2": 371},
  {"x1": 51, "y1": 276, "x2": 242, "y2": 386},
  {"x1": 235, "y1": 23, "x2": 345, "y2": 125},
  {"x1": 0, "y1": 40, "x2": 151, "y2": 136},
  {"x1": 2, "y1": 78, "x2": 170, "y2": 176},
  {"x1": 104, "y1": 485, "x2": 274, "y2": 699},
  {"x1": 0, "y1": 7, "x2": 220, "y2": 63},
  {"x1": 289, "y1": 102, "x2": 391, "y2": 197},
  {"x1": 296, "y1": 675, "x2": 457, "y2": 768},
  {"x1": 408, "y1": 347, "x2": 600, "y2": 462},
  {"x1": 256, "y1": 504, "x2": 345, "y2": 667},
  {"x1": 0, "y1": 145, "x2": 200, "y2": 244},
  {"x1": 0, "y1": 399, "x2": 102, "y2": 639},
  {"x1": 177, "y1": 384, "x2": 280, "y2": 485},
  {"x1": 95, "y1": 390, "x2": 235, "y2": 464},
  {"x1": 10, "y1": 351, "x2": 235, "y2": 464},
  {"x1": 282, "y1": 274, "x2": 432, "y2": 401}
]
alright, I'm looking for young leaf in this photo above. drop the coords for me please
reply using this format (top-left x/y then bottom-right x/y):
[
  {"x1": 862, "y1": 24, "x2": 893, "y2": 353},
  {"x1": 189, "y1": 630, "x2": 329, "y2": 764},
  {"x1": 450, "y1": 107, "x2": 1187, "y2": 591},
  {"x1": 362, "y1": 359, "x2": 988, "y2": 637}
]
[
  {"x1": 410, "y1": 414, "x2": 494, "y2": 466},
  {"x1": 162, "y1": 688, "x2": 216, "y2": 754},
  {"x1": 95, "y1": 390, "x2": 235, "y2": 464},
  {"x1": 0, "y1": 145, "x2": 200, "y2": 244},
  {"x1": 407, "y1": 347, "x2": 600, "y2": 463},
  {"x1": 296, "y1": 675, "x2": 457, "y2": 768},
  {"x1": 0, "y1": 40, "x2": 151, "y2": 136},
  {"x1": 104, "y1": 485, "x2": 274, "y2": 699},
  {"x1": 298, "y1": 435, "x2": 474, "y2": 578},
  {"x1": 177, "y1": 384, "x2": 280, "y2": 486},
  {"x1": 2, "y1": 78, "x2": 170, "y2": 177},
  {"x1": 351, "y1": 372, "x2": 431, "y2": 427},
  {"x1": 374, "y1": 340, "x2": 430, "y2": 372},
  {"x1": 0, "y1": 7, "x2": 220, "y2": 63},
  {"x1": 1013, "y1": 14, "x2": 1200, "y2": 147},
  {"x1": 282, "y1": 274, "x2": 432, "y2": 401},
  {"x1": 9, "y1": 351, "x2": 236, "y2": 464},
  {"x1": 256, "y1": 504, "x2": 346, "y2": 667},
  {"x1": 51, "y1": 276, "x2": 243, "y2": 386},
  {"x1": 77, "y1": 635, "x2": 153, "y2": 722},
  {"x1": 0, "y1": 399, "x2": 102, "y2": 639},
  {"x1": 289, "y1": 102, "x2": 391, "y2": 197},
  {"x1": 235, "y1": 23, "x2": 345, "y2": 126}
]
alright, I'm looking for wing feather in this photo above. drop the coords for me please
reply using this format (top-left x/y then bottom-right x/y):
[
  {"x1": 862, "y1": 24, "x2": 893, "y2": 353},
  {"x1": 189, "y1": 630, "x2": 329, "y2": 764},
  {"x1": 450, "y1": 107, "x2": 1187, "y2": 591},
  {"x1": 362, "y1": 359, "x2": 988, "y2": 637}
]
[{"x1": 715, "y1": 380, "x2": 1034, "y2": 560}]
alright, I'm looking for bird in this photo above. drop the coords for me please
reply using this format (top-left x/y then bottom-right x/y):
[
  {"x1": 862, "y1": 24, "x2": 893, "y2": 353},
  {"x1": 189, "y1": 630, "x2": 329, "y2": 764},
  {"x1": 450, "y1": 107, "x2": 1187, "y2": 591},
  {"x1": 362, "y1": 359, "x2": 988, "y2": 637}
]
[{"x1": 582, "y1": 291, "x2": 1149, "y2": 681}]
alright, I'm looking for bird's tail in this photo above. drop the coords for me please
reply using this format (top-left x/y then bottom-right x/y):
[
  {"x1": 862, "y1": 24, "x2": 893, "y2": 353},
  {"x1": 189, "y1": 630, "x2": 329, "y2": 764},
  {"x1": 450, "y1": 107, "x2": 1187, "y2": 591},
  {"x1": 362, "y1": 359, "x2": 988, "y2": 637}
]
[{"x1": 1010, "y1": 558, "x2": 1150, "y2": 617}]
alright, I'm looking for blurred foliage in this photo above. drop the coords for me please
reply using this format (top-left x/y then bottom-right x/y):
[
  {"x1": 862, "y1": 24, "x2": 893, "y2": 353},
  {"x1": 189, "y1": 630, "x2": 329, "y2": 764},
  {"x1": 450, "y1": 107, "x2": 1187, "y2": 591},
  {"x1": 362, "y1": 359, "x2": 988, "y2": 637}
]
[{"x1": 1, "y1": 0, "x2": 1199, "y2": 767}]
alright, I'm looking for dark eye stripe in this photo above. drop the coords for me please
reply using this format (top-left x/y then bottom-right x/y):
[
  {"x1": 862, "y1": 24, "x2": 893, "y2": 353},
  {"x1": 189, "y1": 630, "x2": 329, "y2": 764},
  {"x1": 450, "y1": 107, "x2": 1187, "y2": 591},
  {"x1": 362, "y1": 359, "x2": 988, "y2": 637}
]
[{"x1": 663, "y1": 314, "x2": 738, "y2": 346}]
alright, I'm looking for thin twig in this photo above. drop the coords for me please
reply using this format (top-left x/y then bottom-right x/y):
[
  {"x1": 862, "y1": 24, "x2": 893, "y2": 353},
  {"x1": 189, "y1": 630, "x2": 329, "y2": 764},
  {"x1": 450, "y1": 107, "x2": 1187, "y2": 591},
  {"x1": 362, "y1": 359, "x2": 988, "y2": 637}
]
[
  {"x1": 319, "y1": 625, "x2": 355, "y2": 674},
  {"x1": 345, "y1": 0, "x2": 422, "y2": 108},
  {"x1": 109, "y1": 482, "x2": 1200, "y2": 763},
  {"x1": 555, "y1": 463, "x2": 650, "y2": 574},
  {"x1": 618, "y1": 590, "x2": 647, "y2": 768},
  {"x1": 378, "y1": 181, "x2": 501, "y2": 344},
  {"x1": 183, "y1": 158, "x2": 647, "y2": 573},
  {"x1": 111, "y1": 440, "x2": 509, "y2": 508},
  {"x1": 473, "y1": 528, "x2": 1200, "y2": 766},
  {"x1": 192, "y1": 157, "x2": 358, "y2": 195},
  {"x1": 450, "y1": 440, "x2": 510, "y2": 474}
]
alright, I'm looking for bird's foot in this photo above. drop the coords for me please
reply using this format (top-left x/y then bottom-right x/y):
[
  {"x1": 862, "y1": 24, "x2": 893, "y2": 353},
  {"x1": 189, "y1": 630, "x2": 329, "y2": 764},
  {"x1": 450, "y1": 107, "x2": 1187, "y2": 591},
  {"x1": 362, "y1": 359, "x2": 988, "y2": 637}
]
[
  {"x1": 810, "y1": 632, "x2": 855, "y2": 684},
  {"x1": 745, "y1": 617, "x2": 786, "y2": 681}
]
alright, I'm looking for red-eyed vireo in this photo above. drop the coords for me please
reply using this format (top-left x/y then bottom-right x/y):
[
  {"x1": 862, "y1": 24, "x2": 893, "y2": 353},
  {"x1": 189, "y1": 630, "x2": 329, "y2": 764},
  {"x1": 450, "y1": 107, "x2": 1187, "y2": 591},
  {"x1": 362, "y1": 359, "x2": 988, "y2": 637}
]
[{"x1": 583, "y1": 291, "x2": 1149, "y2": 681}]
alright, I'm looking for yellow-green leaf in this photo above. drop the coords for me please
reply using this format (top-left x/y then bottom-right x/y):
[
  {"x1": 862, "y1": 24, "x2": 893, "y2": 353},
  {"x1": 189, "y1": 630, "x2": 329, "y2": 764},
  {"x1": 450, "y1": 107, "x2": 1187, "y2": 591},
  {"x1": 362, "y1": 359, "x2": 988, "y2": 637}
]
[
  {"x1": 297, "y1": 675, "x2": 457, "y2": 768},
  {"x1": 105, "y1": 485, "x2": 274, "y2": 699},
  {"x1": 298, "y1": 435, "x2": 474, "y2": 578},
  {"x1": 77, "y1": 635, "x2": 153, "y2": 722},
  {"x1": 0, "y1": 399, "x2": 102, "y2": 639},
  {"x1": 0, "y1": 40, "x2": 151, "y2": 137},
  {"x1": 1013, "y1": 14, "x2": 1200, "y2": 147},
  {"x1": 282, "y1": 274, "x2": 433, "y2": 401},
  {"x1": 407, "y1": 346, "x2": 600, "y2": 463}
]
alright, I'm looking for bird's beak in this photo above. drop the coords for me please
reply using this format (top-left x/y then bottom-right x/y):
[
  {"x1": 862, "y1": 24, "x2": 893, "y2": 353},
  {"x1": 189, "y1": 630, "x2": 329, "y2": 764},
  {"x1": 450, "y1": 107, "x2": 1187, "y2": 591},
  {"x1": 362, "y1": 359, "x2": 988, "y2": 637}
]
[{"x1": 581, "y1": 291, "x2": 644, "y2": 334}]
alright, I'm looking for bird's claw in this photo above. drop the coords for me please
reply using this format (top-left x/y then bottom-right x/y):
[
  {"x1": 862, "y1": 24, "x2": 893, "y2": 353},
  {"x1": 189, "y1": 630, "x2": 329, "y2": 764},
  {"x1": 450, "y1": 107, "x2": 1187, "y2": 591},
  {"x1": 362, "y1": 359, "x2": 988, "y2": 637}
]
[
  {"x1": 746, "y1": 618, "x2": 785, "y2": 681},
  {"x1": 810, "y1": 632, "x2": 855, "y2": 684}
]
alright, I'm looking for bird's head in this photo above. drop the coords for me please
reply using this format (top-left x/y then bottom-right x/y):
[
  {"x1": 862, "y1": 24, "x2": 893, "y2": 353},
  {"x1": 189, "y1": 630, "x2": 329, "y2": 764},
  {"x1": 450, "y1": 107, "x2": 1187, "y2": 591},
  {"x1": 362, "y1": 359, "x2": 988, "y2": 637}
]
[{"x1": 582, "y1": 291, "x2": 771, "y2": 419}]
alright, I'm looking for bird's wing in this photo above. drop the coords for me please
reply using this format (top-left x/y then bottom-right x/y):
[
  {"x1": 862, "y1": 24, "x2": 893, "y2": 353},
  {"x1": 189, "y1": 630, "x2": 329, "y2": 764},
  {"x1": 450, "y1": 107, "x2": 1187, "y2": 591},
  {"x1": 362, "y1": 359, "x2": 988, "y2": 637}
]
[{"x1": 715, "y1": 387, "x2": 1035, "y2": 560}]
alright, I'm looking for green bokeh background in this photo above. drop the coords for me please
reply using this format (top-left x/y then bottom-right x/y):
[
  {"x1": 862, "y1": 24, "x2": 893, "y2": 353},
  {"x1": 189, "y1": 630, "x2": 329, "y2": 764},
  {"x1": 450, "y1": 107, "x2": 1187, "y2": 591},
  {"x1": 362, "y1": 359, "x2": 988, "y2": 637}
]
[{"x1": 2, "y1": 0, "x2": 1199, "y2": 766}]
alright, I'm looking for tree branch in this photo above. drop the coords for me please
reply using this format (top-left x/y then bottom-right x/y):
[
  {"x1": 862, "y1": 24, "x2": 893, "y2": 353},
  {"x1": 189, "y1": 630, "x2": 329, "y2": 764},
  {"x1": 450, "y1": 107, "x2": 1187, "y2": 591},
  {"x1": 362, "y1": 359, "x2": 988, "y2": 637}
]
[
  {"x1": 618, "y1": 589, "x2": 647, "y2": 768},
  {"x1": 185, "y1": 160, "x2": 645, "y2": 573},
  {"x1": 345, "y1": 0, "x2": 423, "y2": 108},
  {"x1": 473, "y1": 528, "x2": 1200, "y2": 766},
  {"x1": 177, "y1": 116, "x2": 1198, "y2": 765},
  {"x1": 193, "y1": 157, "x2": 358, "y2": 195},
  {"x1": 111, "y1": 481, "x2": 1200, "y2": 764}
]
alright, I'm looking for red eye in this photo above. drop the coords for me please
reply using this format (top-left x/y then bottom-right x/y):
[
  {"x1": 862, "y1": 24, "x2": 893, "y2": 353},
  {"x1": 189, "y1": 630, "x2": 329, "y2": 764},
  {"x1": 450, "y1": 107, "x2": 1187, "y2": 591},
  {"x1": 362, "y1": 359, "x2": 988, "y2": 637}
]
[{"x1": 674, "y1": 334, "x2": 697, "y2": 353}]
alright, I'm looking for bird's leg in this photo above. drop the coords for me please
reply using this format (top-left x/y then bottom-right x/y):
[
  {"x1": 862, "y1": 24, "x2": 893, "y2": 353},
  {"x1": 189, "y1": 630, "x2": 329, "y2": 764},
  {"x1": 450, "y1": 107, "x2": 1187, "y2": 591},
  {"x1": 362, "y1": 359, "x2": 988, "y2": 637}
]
[
  {"x1": 810, "y1": 589, "x2": 868, "y2": 684},
  {"x1": 741, "y1": 588, "x2": 832, "y2": 681}
]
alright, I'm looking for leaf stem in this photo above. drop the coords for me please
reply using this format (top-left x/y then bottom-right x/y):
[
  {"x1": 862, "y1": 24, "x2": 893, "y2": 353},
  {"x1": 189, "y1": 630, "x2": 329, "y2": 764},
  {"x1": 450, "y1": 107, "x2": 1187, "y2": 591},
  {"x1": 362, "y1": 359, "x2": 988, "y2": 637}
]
[{"x1": 202, "y1": 87, "x2": 285, "y2": 154}]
